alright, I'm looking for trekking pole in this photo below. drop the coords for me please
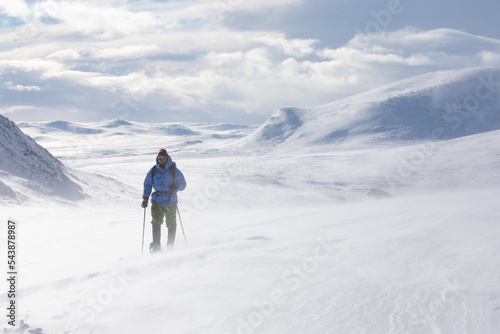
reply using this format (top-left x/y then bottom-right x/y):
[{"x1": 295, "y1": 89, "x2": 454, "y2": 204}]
[
  {"x1": 176, "y1": 204, "x2": 188, "y2": 247},
  {"x1": 141, "y1": 207, "x2": 146, "y2": 255}
]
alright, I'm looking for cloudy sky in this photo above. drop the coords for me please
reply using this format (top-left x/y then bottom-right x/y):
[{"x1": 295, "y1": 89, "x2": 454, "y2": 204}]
[{"x1": 1, "y1": 0, "x2": 500, "y2": 124}]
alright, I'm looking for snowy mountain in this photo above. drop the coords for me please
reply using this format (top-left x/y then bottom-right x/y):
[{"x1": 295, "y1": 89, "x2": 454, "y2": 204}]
[
  {"x1": 241, "y1": 67, "x2": 500, "y2": 147},
  {"x1": 0, "y1": 114, "x2": 133, "y2": 204}
]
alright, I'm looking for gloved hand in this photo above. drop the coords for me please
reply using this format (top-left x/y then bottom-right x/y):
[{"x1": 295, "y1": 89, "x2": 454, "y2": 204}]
[
  {"x1": 141, "y1": 197, "x2": 149, "y2": 208},
  {"x1": 169, "y1": 184, "x2": 178, "y2": 193}
]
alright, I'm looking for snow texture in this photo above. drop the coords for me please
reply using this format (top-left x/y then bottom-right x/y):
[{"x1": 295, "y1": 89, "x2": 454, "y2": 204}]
[{"x1": 1, "y1": 67, "x2": 500, "y2": 333}]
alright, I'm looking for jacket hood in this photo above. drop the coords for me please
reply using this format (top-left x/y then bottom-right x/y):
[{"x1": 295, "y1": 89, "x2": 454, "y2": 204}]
[{"x1": 156, "y1": 154, "x2": 173, "y2": 168}]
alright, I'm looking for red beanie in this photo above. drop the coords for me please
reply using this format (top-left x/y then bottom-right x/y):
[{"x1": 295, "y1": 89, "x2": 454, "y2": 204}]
[{"x1": 158, "y1": 149, "x2": 167, "y2": 157}]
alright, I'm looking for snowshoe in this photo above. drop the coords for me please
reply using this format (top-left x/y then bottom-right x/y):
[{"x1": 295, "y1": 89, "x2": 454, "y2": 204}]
[{"x1": 149, "y1": 241, "x2": 162, "y2": 253}]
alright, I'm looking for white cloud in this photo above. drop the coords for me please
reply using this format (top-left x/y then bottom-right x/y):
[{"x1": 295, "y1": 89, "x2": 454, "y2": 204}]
[
  {"x1": 32, "y1": 1, "x2": 162, "y2": 39},
  {"x1": 232, "y1": 0, "x2": 302, "y2": 12},
  {"x1": 251, "y1": 35, "x2": 318, "y2": 58},
  {"x1": 321, "y1": 28, "x2": 500, "y2": 69},
  {"x1": 4, "y1": 81, "x2": 41, "y2": 91},
  {"x1": 46, "y1": 49, "x2": 81, "y2": 61},
  {"x1": 93, "y1": 45, "x2": 160, "y2": 59},
  {"x1": 1, "y1": 1, "x2": 500, "y2": 124},
  {"x1": 202, "y1": 0, "x2": 303, "y2": 28},
  {"x1": 0, "y1": 59, "x2": 66, "y2": 74},
  {"x1": 0, "y1": 0, "x2": 30, "y2": 20},
  {"x1": 0, "y1": 105, "x2": 36, "y2": 114}
]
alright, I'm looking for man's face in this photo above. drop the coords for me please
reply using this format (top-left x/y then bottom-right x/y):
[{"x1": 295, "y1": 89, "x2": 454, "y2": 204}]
[{"x1": 158, "y1": 155, "x2": 167, "y2": 166}]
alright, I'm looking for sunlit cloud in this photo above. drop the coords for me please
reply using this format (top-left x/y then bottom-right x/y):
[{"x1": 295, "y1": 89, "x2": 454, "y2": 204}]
[
  {"x1": 0, "y1": 1, "x2": 499, "y2": 123},
  {"x1": 0, "y1": 0, "x2": 30, "y2": 21}
]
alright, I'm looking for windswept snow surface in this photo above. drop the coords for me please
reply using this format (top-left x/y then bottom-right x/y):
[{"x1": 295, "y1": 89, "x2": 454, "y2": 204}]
[{"x1": 1, "y1": 68, "x2": 500, "y2": 333}]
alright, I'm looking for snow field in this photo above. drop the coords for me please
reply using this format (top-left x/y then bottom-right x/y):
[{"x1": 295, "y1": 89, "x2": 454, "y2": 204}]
[{"x1": 2, "y1": 183, "x2": 500, "y2": 333}]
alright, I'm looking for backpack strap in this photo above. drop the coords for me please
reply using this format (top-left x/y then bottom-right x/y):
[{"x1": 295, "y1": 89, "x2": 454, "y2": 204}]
[
  {"x1": 170, "y1": 162, "x2": 176, "y2": 179},
  {"x1": 150, "y1": 165, "x2": 157, "y2": 178},
  {"x1": 167, "y1": 163, "x2": 177, "y2": 203}
]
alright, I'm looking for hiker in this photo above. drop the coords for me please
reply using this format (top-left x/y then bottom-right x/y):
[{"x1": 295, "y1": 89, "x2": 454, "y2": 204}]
[{"x1": 142, "y1": 149, "x2": 186, "y2": 251}]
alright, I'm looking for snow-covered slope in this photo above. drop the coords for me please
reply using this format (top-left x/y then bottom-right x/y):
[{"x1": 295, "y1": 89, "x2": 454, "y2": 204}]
[
  {"x1": 240, "y1": 67, "x2": 500, "y2": 147},
  {"x1": 1, "y1": 67, "x2": 500, "y2": 333},
  {"x1": 0, "y1": 114, "x2": 83, "y2": 202},
  {"x1": 0, "y1": 114, "x2": 133, "y2": 205}
]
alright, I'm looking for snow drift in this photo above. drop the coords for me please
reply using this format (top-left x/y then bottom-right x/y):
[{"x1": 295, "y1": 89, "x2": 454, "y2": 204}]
[{"x1": 241, "y1": 67, "x2": 500, "y2": 147}]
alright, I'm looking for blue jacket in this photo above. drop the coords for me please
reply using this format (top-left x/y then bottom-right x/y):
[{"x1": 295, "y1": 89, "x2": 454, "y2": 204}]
[{"x1": 143, "y1": 155, "x2": 186, "y2": 207}]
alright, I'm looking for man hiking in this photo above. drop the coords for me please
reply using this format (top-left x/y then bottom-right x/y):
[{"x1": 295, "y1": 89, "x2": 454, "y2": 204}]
[{"x1": 142, "y1": 149, "x2": 186, "y2": 252}]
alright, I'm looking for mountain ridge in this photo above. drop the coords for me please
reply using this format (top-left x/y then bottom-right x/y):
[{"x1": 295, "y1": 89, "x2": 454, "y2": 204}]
[{"x1": 239, "y1": 67, "x2": 500, "y2": 148}]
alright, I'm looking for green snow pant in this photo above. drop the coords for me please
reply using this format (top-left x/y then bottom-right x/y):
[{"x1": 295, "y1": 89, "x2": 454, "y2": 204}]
[
  {"x1": 151, "y1": 203, "x2": 177, "y2": 228},
  {"x1": 151, "y1": 203, "x2": 177, "y2": 247}
]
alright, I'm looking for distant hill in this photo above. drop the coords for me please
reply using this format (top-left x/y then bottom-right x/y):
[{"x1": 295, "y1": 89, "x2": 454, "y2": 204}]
[
  {"x1": 239, "y1": 67, "x2": 500, "y2": 147},
  {"x1": 0, "y1": 114, "x2": 131, "y2": 204}
]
